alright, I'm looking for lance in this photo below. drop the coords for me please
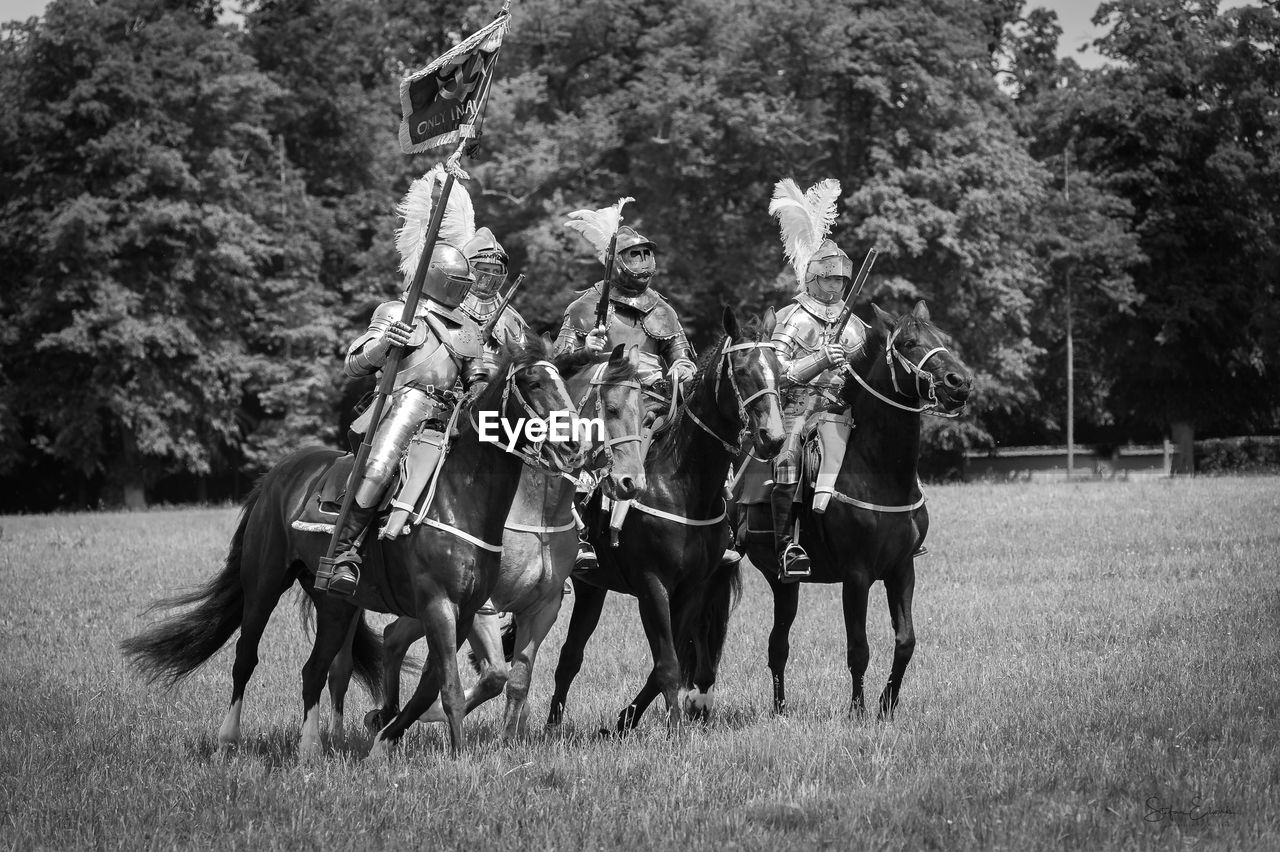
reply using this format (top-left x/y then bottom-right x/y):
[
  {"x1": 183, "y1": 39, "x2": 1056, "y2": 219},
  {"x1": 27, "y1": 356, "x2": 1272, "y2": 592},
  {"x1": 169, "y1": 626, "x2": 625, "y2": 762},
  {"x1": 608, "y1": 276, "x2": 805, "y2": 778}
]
[
  {"x1": 828, "y1": 246, "x2": 879, "y2": 343},
  {"x1": 481, "y1": 273, "x2": 526, "y2": 342},
  {"x1": 594, "y1": 232, "x2": 619, "y2": 330},
  {"x1": 325, "y1": 164, "x2": 460, "y2": 562}
]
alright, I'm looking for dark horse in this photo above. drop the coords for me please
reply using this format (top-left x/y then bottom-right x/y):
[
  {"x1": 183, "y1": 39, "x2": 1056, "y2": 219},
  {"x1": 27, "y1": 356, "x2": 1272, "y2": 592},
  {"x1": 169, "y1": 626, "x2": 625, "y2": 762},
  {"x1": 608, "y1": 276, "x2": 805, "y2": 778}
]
[
  {"x1": 737, "y1": 301, "x2": 972, "y2": 719},
  {"x1": 547, "y1": 307, "x2": 786, "y2": 732},
  {"x1": 341, "y1": 344, "x2": 648, "y2": 740},
  {"x1": 121, "y1": 335, "x2": 582, "y2": 759}
]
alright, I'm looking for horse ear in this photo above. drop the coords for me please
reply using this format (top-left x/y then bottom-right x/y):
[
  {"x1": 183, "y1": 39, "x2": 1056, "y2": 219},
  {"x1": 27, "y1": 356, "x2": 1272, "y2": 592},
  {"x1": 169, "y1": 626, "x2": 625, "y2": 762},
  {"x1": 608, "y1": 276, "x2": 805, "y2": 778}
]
[
  {"x1": 609, "y1": 343, "x2": 625, "y2": 362},
  {"x1": 912, "y1": 300, "x2": 931, "y2": 323},
  {"x1": 762, "y1": 306, "x2": 777, "y2": 337},
  {"x1": 871, "y1": 303, "x2": 896, "y2": 334},
  {"x1": 722, "y1": 305, "x2": 740, "y2": 339},
  {"x1": 626, "y1": 344, "x2": 642, "y2": 369}
]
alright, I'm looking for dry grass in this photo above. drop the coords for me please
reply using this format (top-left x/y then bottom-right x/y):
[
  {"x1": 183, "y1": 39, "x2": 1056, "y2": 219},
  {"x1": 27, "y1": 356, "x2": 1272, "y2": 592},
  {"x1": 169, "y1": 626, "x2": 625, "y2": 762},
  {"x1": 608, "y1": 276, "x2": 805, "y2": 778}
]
[{"x1": 1, "y1": 478, "x2": 1277, "y2": 850}]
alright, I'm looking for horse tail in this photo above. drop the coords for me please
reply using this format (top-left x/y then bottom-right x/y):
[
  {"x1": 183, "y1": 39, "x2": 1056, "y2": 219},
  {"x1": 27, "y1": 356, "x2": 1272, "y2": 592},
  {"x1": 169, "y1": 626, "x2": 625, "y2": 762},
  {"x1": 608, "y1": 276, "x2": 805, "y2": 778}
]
[
  {"x1": 120, "y1": 482, "x2": 259, "y2": 685},
  {"x1": 679, "y1": 554, "x2": 744, "y2": 685},
  {"x1": 348, "y1": 612, "x2": 385, "y2": 703}
]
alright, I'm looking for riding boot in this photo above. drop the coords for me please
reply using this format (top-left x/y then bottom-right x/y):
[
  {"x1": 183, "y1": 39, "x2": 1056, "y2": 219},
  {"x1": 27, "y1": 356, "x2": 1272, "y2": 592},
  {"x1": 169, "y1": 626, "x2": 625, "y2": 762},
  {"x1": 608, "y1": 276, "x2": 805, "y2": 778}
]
[
  {"x1": 315, "y1": 503, "x2": 378, "y2": 596},
  {"x1": 771, "y1": 481, "x2": 810, "y2": 582}
]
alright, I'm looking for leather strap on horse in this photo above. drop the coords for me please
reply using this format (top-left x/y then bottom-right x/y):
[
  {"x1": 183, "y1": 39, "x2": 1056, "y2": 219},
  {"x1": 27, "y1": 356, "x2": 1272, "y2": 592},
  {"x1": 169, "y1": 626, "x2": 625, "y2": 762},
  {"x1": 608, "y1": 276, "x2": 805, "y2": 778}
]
[
  {"x1": 628, "y1": 498, "x2": 727, "y2": 527},
  {"x1": 504, "y1": 518, "x2": 577, "y2": 535},
  {"x1": 419, "y1": 517, "x2": 504, "y2": 552},
  {"x1": 825, "y1": 488, "x2": 926, "y2": 513}
]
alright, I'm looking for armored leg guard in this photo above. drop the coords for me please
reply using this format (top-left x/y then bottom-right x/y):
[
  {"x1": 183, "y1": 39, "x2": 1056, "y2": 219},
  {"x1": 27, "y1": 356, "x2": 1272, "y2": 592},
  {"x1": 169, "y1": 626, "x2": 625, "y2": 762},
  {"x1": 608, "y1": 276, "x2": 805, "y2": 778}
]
[
  {"x1": 315, "y1": 503, "x2": 378, "y2": 597},
  {"x1": 771, "y1": 481, "x2": 809, "y2": 583}
]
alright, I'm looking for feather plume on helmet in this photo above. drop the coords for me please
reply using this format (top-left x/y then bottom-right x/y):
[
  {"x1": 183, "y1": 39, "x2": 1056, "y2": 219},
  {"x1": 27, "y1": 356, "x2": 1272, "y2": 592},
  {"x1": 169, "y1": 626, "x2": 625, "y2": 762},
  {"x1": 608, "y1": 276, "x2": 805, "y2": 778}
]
[
  {"x1": 564, "y1": 197, "x2": 635, "y2": 263},
  {"x1": 769, "y1": 177, "x2": 842, "y2": 292},
  {"x1": 395, "y1": 164, "x2": 476, "y2": 281}
]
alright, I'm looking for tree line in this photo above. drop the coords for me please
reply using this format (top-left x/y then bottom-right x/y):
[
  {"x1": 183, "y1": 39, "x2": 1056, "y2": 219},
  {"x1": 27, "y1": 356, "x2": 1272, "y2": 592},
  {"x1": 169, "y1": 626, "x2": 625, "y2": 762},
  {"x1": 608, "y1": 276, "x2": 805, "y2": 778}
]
[{"x1": 1, "y1": 0, "x2": 1277, "y2": 509}]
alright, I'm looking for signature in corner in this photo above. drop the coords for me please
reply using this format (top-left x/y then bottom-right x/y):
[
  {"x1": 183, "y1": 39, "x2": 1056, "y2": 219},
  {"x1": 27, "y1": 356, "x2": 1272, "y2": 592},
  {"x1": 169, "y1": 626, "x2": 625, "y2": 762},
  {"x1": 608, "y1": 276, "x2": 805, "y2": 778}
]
[{"x1": 1145, "y1": 795, "x2": 1236, "y2": 823}]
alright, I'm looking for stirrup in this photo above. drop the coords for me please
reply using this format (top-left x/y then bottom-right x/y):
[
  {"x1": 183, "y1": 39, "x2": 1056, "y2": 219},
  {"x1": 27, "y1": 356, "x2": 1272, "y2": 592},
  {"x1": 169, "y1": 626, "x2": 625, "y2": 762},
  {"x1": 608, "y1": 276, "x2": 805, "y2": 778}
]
[
  {"x1": 913, "y1": 544, "x2": 929, "y2": 558},
  {"x1": 574, "y1": 543, "x2": 599, "y2": 572},
  {"x1": 316, "y1": 553, "x2": 361, "y2": 597},
  {"x1": 779, "y1": 543, "x2": 811, "y2": 583}
]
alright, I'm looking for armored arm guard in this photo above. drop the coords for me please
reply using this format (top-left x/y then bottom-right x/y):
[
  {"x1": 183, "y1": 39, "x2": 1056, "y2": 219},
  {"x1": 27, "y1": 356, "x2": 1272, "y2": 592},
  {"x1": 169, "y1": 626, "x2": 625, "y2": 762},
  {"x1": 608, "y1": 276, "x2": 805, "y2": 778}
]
[
  {"x1": 785, "y1": 350, "x2": 836, "y2": 385},
  {"x1": 345, "y1": 301, "x2": 404, "y2": 378}
]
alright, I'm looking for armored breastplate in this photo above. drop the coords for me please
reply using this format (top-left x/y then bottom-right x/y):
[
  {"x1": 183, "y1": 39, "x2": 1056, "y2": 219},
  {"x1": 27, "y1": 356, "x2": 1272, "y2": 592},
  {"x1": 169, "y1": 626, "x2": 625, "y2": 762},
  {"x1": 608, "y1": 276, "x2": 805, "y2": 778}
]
[{"x1": 773, "y1": 300, "x2": 869, "y2": 388}]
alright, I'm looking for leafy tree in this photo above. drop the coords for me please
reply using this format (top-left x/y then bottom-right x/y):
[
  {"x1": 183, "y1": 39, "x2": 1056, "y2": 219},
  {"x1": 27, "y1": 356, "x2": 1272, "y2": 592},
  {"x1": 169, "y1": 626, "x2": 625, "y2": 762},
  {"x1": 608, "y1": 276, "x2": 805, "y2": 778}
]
[
  {"x1": 0, "y1": 0, "x2": 340, "y2": 507},
  {"x1": 1064, "y1": 0, "x2": 1280, "y2": 444}
]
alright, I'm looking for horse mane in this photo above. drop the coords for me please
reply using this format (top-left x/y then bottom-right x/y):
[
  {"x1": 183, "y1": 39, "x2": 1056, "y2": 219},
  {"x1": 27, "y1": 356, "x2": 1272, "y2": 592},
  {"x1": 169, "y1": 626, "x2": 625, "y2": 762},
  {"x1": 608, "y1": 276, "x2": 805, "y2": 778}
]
[
  {"x1": 461, "y1": 333, "x2": 557, "y2": 429},
  {"x1": 552, "y1": 347, "x2": 640, "y2": 386}
]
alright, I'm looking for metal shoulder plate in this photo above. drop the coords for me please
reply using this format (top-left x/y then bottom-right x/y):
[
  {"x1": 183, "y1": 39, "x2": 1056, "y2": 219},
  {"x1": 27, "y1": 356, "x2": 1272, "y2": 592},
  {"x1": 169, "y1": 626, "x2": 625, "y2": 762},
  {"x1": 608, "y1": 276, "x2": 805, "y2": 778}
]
[
  {"x1": 639, "y1": 291, "x2": 684, "y2": 340},
  {"x1": 423, "y1": 310, "x2": 483, "y2": 360},
  {"x1": 491, "y1": 305, "x2": 529, "y2": 347},
  {"x1": 771, "y1": 301, "x2": 823, "y2": 356},
  {"x1": 562, "y1": 289, "x2": 599, "y2": 333}
]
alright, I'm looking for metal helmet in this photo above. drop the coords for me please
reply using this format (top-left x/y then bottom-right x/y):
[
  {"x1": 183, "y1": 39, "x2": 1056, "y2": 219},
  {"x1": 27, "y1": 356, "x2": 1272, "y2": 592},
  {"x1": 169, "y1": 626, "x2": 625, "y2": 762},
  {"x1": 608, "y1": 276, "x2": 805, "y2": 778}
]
[
  {"x1": 613, "y1": 225, "x2": 657, "y2": 294},
  {"x1": 804, "y1": 239, "x2": 853, "y2": 304},
  {"x1": 422, "y1": 244, "x2": 473, "y2": 309},
  {"x1": 463, "y1": 227, "x2": 508, "y2": 299}
]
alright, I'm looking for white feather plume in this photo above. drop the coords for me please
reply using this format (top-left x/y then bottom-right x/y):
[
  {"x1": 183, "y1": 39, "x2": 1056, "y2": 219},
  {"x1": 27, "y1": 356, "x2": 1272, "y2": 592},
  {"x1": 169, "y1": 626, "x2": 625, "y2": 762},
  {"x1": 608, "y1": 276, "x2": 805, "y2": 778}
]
[
  {"x1": 565, "y1": 197, "x2": 635, "y2": 263},
  {"x1": 769, "y1": 177, "x2": 841, "y2": 286},
  {"x1": 395, "y1": 165, "x2": 477, "y2": 279}
]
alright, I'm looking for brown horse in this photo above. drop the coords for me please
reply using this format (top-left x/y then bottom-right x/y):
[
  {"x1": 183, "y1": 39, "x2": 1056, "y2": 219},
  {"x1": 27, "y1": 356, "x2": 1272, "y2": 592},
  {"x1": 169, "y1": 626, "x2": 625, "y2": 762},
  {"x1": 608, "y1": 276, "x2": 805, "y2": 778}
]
[
  {"x1": 337, "y1": 344, "x2": 649, "y2": 739},
  {"x1": 736, "y1": 301, "x2": 972, "y2": 719},
  {"x1": 548, "y1": 307, "x2": 786, "y2": 732},
  {"x1": 121, "y1": 335, "x2": 582, "y2": 759}
]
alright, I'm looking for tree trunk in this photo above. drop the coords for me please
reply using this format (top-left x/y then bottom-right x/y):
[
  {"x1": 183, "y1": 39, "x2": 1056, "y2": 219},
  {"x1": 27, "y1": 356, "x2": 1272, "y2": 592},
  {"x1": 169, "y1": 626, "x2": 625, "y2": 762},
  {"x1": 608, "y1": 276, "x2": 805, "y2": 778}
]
[
  {"x1": 113, "y1": 428, "x2": 149, "y2": 510},
  {"x1": 1170, "y1": 420, "x2": 1195, "y2": 475}
]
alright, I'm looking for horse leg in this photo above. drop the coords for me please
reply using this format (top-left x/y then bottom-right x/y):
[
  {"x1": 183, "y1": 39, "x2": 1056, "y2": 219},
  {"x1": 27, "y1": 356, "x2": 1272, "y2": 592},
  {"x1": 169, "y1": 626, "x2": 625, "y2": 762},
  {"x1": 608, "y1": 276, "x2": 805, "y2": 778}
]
[
  {"x1": 842, "y1": 575, "x2": 872, "y2": 719},
  {"x1": 617, "y1": 573, "x2": 680, "y2": 733},
  {"x1": 218, "y1": 530, "x2": 295, "y2": 749},
  {"x1": 548, "y1": 578, "x2": 608, "y2": 726},
  {"x1": 299, "y1": 597, "x2": 361, "y2": 760},
  {"x1": 502, "y1": 597, "x2": 559, "y2": 740},
  {"x1": 682, "y1": 555, "x2": 741, "y2": 721},
  {"x1": 463, "y1": 611, "x2": 510, "y2": 716},
  {"x1": 878, "y1": 566, "x2": 916, "y2": 720},
  {"x1": 326, "y1": 613, "x2": 362, "y2": 742},
  {"x1": 371, "y1": 600, "x2": 473, "y2": 757},
  {"x1": 765, "y1": 573, "x2": 800, "y2": 715},
  {"x1": 364, "y1": 617, "x2": 420, "y2": 733}
]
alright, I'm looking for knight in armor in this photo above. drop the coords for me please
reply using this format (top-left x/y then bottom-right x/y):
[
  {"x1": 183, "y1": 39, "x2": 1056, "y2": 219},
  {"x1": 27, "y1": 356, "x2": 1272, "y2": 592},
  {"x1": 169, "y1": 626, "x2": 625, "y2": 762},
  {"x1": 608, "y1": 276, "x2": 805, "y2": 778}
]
[
  {"x1": 555, "y1": 221, "x2": 696, "y2": 420},
  {"x1": 460, "y1": 226, "x2": 529, "y2": 371},
  {"x1": 768, "y1": 178, "x2": 868, "y2": 582},
  {"x1": 557, "y1": 202, "x2": 697, "y2": 569},
  {"x1": 316, "y1": 170, "x2": 488, "y2": 597}
]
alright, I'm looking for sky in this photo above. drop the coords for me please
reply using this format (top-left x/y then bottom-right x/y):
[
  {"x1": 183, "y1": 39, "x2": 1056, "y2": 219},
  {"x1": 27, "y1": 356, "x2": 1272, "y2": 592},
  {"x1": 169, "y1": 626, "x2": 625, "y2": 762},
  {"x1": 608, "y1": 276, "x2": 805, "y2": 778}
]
[{"x1": 0, "y1": 0, "x2": 1262, "y2": 68}]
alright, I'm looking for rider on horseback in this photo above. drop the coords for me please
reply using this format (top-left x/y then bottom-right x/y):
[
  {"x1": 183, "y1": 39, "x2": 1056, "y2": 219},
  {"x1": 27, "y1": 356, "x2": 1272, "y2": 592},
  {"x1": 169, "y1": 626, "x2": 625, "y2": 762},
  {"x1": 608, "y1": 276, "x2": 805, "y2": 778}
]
[
  {"x1": 460, "y1": 226, "x2": 529, "y2": 372},
  {"x1": 316, "y1": 170, "x2": 488, "y2": 597},
  {"x1": 768, "y1": 178, "x2": 867, "y2": 582},
  {"x1": 556, "y1": 206, "x2": 697, "y2": 568}
]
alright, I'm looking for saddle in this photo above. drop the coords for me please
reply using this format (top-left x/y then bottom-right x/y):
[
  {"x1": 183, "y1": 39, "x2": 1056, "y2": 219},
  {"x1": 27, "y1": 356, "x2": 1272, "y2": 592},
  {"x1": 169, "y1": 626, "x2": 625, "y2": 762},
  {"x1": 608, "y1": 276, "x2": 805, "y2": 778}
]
[
  {"x1": 289, "y1": 431, "x2": 445, "y2": 537},
  {"x1": 730, "y1": 410, "x2": 853, "y2": 513}
]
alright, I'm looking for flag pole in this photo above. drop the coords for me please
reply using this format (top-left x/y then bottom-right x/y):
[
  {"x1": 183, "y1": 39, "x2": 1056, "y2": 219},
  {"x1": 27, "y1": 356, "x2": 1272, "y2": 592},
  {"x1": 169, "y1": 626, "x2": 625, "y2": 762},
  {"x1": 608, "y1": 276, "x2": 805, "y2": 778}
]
[
  {"x1": 322, "y1": 5, "x2": 511, "y2": 567},
  {"x1": 324, "y1": 143, "x2": 466, "y2": 562}
]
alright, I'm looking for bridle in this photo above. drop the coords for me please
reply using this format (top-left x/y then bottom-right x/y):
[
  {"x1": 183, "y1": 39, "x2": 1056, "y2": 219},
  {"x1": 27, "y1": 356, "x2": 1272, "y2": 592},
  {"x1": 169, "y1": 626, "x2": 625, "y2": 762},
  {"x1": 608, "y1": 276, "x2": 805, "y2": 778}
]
[
  {"x1": 686, "y1": 340, "x2": 780, "y2": 454},
  {"x1": 575, "y1": 361, "x2": 644, "y2": 473},
  {"x1": 476, "y1": 359, "x2": 577, "y2": 470},
  {"x1": 845, "y1": 324, "x2": 962, "y2": 418}
]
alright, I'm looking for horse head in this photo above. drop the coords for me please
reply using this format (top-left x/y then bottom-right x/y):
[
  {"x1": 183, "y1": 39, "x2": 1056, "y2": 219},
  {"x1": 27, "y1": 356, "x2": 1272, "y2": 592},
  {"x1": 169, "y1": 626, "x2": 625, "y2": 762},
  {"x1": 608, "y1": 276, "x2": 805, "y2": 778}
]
[
  {"x1": 491, "y1": 334, "x2": 583, "y2": 472},
  {"x1": 721, "y1": 306, "x2": 786, "y2": 459},
  {"x1": 556, "y1": 344, "x2": 646, "y2": 501},
  {"x1": 860, "y1": 301, "x2": 973, "y2": 415}
]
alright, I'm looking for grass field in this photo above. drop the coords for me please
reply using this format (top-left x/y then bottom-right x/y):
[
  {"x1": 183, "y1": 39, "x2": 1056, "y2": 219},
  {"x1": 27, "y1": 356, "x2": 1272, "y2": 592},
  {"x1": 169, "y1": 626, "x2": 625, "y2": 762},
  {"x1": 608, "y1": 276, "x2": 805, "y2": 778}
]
[{"x1": 1, "y1": 477, "x2": 1278, "y2": 850}]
